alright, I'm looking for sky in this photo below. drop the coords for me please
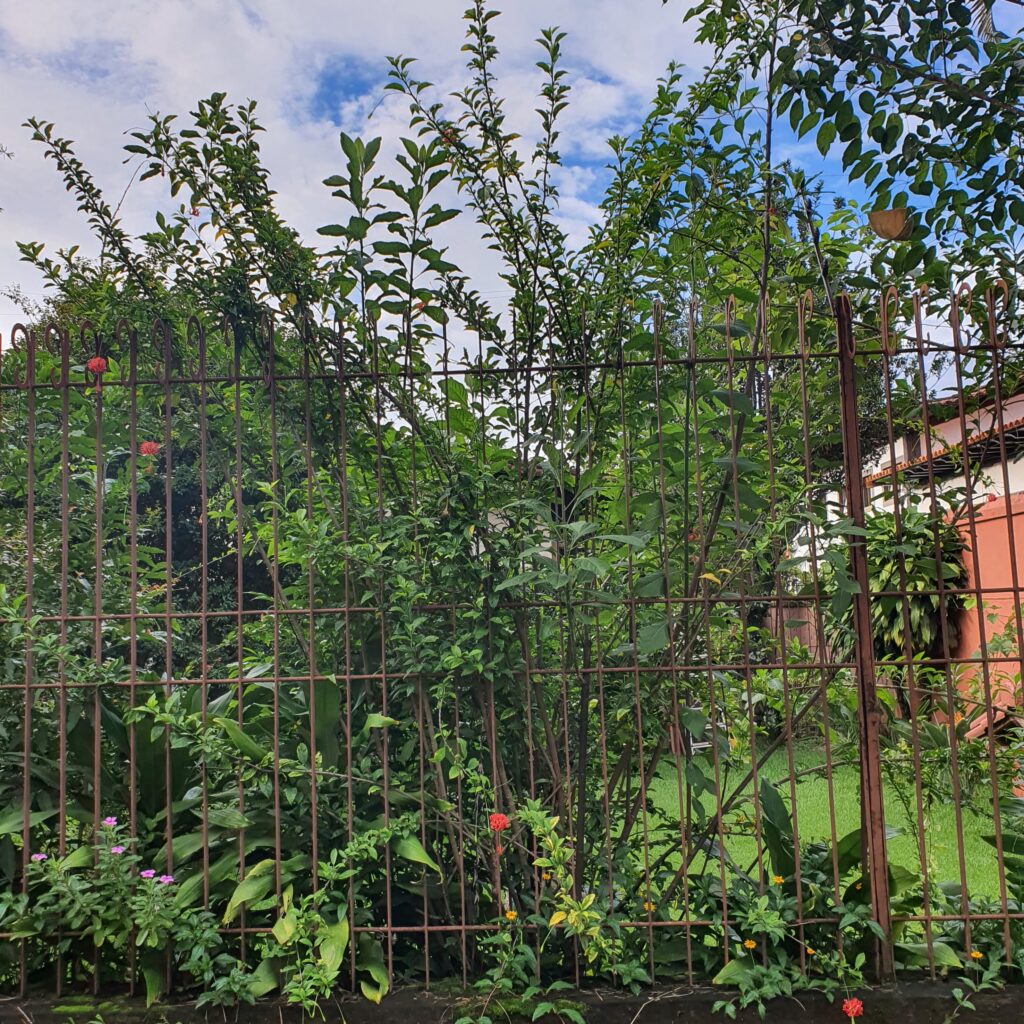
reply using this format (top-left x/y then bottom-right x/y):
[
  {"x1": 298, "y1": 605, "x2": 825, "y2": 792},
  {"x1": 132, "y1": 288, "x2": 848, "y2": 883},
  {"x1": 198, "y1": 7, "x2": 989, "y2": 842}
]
[
  {"x1": 1, "y1": 1, "x2": 1022, "y2": 340},
  {"x1": 0, "y1": 0, "x2": 717, "y2": 335}
]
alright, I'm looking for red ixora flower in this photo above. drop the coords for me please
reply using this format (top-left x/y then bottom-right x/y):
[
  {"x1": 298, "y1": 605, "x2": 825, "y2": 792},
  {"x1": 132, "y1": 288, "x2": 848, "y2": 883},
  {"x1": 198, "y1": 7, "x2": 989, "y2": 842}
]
[
  {"x1": 842, "y1": 997, "x2": 864, "y2": 1020},
  {"x1": 140, "y1": 441, "x2": 160, "y2": 457},
  {"x1": 489, "y1": 812, "x2": 511, "y2": 855},
  {"x1": 86, "y1": 356, "x2": 108, "y2": 376}
]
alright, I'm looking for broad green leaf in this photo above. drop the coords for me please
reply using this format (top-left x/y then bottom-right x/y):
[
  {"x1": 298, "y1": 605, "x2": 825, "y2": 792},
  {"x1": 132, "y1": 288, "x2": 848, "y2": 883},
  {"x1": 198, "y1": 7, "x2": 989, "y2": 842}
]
[
  {"x1": 713, "y1": 956, "x2": 754, "y2": 986},
  {"x1": 575, "y1": 556, "x2": 610, "y2": 578},
  {"x1": 636, "y1": 621, "x2": 670, "y2": 654},
  {"x1": 203, "y1": 806, "x2": 250, "y2": 830},
  {"x1": 896, "y1": 940, "x2": 961, "y2": 969},
  {"x1": 60, "y1": 846, "x2": 93, "y2": 870},
  {"x1": 319, "y1": 917, "x2": 350, "y2": 973},
  {"x1": 223, "y1": 866, "x2": 276, "y2": 924},
  {"x1": 272, "y1": 910, "x2": 298, "y2": 945},
  {"x1": 313, "y1": 676, "x2": 341, "y2": 771},
  {"x1": 212, "y1": 716, "x2": 268, "y2": 762},
  {"x1": 393, "y1": 834, "x2": 441, "y2": 875},
  {"x1": 249, "y1": 958, "x2": 279, "y2": 997},
  {"x1": 759, "y1": 779, "x2": 794, "y2": 877},
  {"x1": 141, "y1": 951, "x2": 164, "y2": 1008},
  {"x1": 0, "y1": 807, "x2": 57, "y2": 836},
  {"x1": 597, "y1": 532, "x2": 649, "y2": 549},
  {"x1": 680, "y1": 708, "x2": 709, "y2": 740}
]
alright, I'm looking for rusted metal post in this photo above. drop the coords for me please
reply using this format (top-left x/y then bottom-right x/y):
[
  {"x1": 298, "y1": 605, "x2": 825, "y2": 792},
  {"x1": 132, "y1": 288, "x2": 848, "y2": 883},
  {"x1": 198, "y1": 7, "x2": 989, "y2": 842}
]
[{"x1": 835, "y1": 294, "x2": 894, "y2": 979}]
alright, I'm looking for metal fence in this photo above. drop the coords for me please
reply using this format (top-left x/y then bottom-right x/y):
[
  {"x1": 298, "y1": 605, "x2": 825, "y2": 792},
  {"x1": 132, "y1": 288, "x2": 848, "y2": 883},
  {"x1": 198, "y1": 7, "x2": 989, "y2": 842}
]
[{"x1": 1, "y1": 286, "x2": 1022, "y2": 1000}]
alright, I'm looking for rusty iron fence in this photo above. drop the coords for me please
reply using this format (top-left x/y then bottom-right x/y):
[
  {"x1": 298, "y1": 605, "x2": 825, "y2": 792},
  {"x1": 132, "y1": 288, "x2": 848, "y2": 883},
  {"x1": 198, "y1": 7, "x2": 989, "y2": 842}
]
[{"x1": 1, "y1": 285, "x2": 1023, "y2": 1001}]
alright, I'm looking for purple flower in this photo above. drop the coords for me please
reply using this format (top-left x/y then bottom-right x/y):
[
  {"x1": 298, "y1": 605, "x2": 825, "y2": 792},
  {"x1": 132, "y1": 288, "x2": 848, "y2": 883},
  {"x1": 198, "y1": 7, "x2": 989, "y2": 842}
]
[
  {"x1": 30, "y1": 853, "x2": 47, "y2": 862},
  {"x1": 139, "y1": 869, "x2": 156, "y2": 879},
  {"x1": 102, "y1": 816, "x2": 118, "y2": 827},
  {"x1": 110, "y1": 845, "x2": 126, "y2": 855},
  {"x1": 157, "y1": 874, "x2": 175, "y2": 885}
]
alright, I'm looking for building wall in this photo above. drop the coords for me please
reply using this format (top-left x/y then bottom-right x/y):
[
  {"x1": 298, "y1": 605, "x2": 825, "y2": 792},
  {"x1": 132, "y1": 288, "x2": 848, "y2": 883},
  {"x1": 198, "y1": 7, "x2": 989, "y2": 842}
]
[{"x1": 954, "y1": 492, "x2": 1024, "y2": 734}]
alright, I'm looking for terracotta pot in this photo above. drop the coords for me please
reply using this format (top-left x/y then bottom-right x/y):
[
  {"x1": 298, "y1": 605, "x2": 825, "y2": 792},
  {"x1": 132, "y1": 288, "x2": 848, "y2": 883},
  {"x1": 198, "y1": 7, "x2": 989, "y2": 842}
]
[{"x1": 868, "y1": 207, "x2": 914, "y2": 241}]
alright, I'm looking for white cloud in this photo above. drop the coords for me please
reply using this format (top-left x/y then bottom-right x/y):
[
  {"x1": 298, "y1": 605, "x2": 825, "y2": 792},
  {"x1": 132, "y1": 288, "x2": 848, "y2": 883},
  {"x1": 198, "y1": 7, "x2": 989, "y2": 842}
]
[{"x1": 0, "y1": 0, "x2": 708, "y2": 331}]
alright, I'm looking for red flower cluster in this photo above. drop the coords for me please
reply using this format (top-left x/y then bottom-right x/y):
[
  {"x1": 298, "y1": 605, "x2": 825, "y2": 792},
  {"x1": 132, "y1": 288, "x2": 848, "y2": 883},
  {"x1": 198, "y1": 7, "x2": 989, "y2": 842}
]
[
  {"x1": 489, "y1": 812, "x2": 510, "y2": 855},
  {"x1": 86, "y1": 356, "x2": 108, "y2": 376},
  {"x1": 842, "y1": 997, "x2": 864, "y2": 1020},
  {"x1": 140, "y1": 441, "x2": 160, "y2": 457}
]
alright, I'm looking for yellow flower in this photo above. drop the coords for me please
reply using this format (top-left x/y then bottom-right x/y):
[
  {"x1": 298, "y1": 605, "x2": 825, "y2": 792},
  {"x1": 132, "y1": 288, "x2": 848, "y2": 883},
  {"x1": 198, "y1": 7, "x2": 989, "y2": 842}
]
[
  {"x1": 772, "y1": 875, "x2": 785, "y2": 885},
  {"x1": 806, "y1": 947, "x2": 816, "y2": 956},
  {"x1": 855, "y1": 882, "x2": 862, "y2": 890},
  {"x1": 955, "y1": 712, "x2": 964, "y2": 725},
  {"x1": 541, "y1": 872, "x2": 552, "y2": 882},
  {"x1": 729, "y1": 736, "x2": 738, "y2": 750},
  {"x1": 743, "y1": 939, "x2": 757, "y2": 950},
  {"x1": 504, "y1": 909, "x2": 517, "y2": 922},
  {"x1": 970, "y1": 949, "x2": 983, "y2": 960},
  {"x1": 643, "y1": 900, "x2": 656, "y2": 913}
]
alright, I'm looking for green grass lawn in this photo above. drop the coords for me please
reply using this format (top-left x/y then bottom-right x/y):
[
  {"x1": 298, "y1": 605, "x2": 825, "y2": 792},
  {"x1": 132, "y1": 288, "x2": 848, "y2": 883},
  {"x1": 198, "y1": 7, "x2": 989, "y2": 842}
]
[{"x1": 648, "y1": 740, "x2": 1001, "y2": 895}]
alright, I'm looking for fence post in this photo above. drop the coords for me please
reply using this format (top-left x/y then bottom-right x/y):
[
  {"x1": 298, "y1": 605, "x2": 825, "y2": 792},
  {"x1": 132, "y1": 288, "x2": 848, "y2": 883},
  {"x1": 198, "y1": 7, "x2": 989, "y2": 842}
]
[{"x1": 835, "y1": 295, "x2": 894, "y2": 979}]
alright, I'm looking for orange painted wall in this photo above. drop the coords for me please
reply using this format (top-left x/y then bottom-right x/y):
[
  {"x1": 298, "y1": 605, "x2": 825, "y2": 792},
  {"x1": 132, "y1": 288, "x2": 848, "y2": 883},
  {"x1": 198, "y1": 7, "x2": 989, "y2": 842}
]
[{"x1": 954, "y1": 492, "x2": 1024, "y2": 730}]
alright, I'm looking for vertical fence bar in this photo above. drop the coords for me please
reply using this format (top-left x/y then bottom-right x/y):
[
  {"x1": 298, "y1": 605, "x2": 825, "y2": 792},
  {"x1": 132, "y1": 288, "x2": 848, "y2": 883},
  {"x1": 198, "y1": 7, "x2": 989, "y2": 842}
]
[
  {"x1": 19, "y1": 328, "x2": 36, "y2": 1000},
  {"x1": 835, "y1": 294, "x2": 893, "y2": 978}
]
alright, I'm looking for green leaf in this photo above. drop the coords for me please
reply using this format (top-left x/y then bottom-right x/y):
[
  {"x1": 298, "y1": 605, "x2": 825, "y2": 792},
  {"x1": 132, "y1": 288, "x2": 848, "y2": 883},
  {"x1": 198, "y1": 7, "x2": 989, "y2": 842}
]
[
  {"x1": 141, "y1": 952, "x2": 164, "y2": 1008},
  {"x1": 366, "y1": 713, "x2": 400, "y2": 730},
  {"x1": 423, "y1": 208, "x2": 459, "y2": 229},
  {"x1": 249, "y1": 958, "x2": 279, "y2": 997},
  {"x1": 174, "y1": 852, "x2": 236, "y2": 908},
  {"x1": 713, "y1": 957, "x2": 754, "y2": 986},
  {"x1": 223, "y1": 863, "x2": 277, "y2": 924},
  {"x1": 575, "y1": 555, "x2": 611, "y2": 577},
  {"x1": 203, "y1": 806, "x2": 251, "y2": 830},
  {"x1": 393, "y1": 834, "x2": 441, "y2": 875},
  {"x1": 816, "y1": 122, "x2": 837, "y2": 156},
  {"x1": 834, "y1": 829, "x2": 862, "y2": 876},
  {"x1": 597, "y1": 532, "x2": 649, "y2": 548},
  {"x1": 360, "y1": 979, "x2": 387, "y2": 1004},
  {"x1": 983, "y1": 832, "x2": 1024, "y2": 857},
  {"x1": 680, "y1": 708, "x2": 709, "y2": 740},
  {"x1": 759, "y1": 779, "x2": 794, "y2": 877},
  {"x1": 313, "y1": 676, "x2": 341, "y2": 771},
  {"x1": 896, "y1": 940, "x2": 961, "y2": 969},
  {"x1": 212, "y1": 716, "x2": 268, "y2": 762},
  {"x1": 636, "y1": 621, "x2": 670, "y2": 654},
  {"x1": 319, "y1": 917, "x2": 350, "y2": 973},
  {"x1": 495, "y1": 571, "x2": 541, "y2": 592},
  {"x1": 0, "y1": 807, "x2": 57, "y2": 836},
  {"x1": 60, "y1": 846, "x2": 93, "y2": 870},
  {"x1": 709, "y1": 389, "x2": 756, "y2": 416},
  {"x1": 373, "y1": 240, "x2": 407, "y2": 256},
  {"x1": 272, "y1": 910, "x2": 298, "y2": 945}
]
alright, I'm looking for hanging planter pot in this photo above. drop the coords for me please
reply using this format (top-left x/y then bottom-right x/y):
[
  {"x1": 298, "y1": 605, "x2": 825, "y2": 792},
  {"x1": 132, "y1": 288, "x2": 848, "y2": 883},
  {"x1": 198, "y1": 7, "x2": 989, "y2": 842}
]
[{"x1": 867, "y1": 207, "x2": 915, "y2": 241}]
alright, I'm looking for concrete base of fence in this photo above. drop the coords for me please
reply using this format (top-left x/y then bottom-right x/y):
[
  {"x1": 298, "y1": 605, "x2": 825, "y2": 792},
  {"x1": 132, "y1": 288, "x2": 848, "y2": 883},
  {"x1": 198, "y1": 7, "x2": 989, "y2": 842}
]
[{"x1": 3, "y1": 984, "x2": 1023, "y2": 1024}]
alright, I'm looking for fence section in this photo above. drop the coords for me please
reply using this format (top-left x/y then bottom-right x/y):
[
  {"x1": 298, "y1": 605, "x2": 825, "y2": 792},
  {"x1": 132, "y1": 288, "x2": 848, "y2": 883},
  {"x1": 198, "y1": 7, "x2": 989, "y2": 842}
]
[{"x1": 0, "y1": 286, "x2": 1021, "y2": 1001}]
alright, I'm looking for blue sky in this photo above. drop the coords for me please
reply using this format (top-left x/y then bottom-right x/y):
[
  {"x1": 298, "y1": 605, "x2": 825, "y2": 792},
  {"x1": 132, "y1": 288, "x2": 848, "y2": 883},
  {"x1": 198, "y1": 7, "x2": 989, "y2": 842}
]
[{"x1": 1, "y1": 0, "x2": 1021, "y2": 333}]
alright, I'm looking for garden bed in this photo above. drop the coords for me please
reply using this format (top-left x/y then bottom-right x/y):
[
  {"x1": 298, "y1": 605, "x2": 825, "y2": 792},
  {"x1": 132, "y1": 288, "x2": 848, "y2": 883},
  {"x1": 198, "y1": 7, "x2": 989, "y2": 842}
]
[{"x1": 5, "y1": 983, "x2": 1024, "y2": 1024}]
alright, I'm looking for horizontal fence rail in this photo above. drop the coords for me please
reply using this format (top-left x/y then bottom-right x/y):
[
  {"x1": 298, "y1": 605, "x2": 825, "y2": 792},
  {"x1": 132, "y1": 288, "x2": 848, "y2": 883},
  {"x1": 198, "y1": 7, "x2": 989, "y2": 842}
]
[{"x1": 0, "y1": 286, "x2": 1022, "y2": 1004}]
